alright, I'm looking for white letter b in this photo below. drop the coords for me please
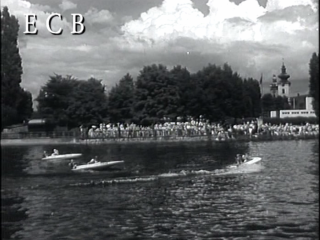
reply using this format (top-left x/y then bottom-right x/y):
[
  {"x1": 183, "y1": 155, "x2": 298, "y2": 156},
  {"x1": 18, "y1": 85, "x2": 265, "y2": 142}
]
[{"x1": 71, "y1": 14, "x2": 85, "y2": 35}]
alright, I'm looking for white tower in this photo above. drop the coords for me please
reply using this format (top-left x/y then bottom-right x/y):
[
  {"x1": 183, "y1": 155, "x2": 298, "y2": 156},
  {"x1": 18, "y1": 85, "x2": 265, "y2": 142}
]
[{"x1": 277, "y1": 61, "x2": 291, "y2": 104}]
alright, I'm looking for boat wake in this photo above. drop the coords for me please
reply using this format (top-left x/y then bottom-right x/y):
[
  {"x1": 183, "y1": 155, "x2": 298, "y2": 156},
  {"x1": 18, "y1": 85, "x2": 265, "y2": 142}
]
[{"x1": 67, "y1": 163, "x2": 263, "y2": 188}]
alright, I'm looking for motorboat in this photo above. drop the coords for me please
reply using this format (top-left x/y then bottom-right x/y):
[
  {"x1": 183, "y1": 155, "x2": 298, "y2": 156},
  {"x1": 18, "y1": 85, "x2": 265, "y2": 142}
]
[
  {"x1": 42, "y1": 153, "x2": 82, "y2": 160},
  {"x1": 71, "y1": 160, "x2": 125, "y2": 171}
]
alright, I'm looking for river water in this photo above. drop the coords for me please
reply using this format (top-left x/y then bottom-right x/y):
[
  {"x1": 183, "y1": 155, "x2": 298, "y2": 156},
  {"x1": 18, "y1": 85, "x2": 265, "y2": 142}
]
[{"x1": 1, "y1": 140, "x2": 319, "y2": 240}]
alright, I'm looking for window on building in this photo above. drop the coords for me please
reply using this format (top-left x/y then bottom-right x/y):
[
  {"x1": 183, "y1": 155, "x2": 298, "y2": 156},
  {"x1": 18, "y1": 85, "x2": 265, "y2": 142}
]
[{"x1": 282, "y1": 89, "x2": 285, "y2": 94}]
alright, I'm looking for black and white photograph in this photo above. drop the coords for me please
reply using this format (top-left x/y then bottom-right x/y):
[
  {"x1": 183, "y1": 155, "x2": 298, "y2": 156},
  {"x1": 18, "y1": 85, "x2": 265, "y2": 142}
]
[{"x1": 1, "y1": 0, "x2": 319, "y2": 239}]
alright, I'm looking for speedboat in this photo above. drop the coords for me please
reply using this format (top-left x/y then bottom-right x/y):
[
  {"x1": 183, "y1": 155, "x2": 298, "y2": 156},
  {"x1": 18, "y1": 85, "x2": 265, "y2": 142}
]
[
  {"x1": 72, "y1": 160, "x2": 124, "y2": 171},
  {"x1": 228, "y1": 157, "x2": 261, "y2": 168},
  {"x1": 42, "y1": 153, "x2": 82, "y2": 160},
  {"x1": 243, "y1": 157, "x2": 262, "y2": 165}
]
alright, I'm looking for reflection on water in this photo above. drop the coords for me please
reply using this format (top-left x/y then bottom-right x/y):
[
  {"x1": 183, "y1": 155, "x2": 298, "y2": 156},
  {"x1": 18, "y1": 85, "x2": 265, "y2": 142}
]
[{"x1": 1, "y1": 140, "x2": 319, "y2": 239}]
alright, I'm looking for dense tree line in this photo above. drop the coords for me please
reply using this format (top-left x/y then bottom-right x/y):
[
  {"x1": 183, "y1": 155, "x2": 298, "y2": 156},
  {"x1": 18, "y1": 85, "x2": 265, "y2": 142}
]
[
  {"x1": 35, "y1": 63, "x2": 295, "y2": 128},
  {"x1": 36, "y1": 64, "x2": 266, "y2": 128},
  {"x1": 107, "y1": 63, "x2": 289, "y2": 126},
  {"x1": 309, "y1": 52, "x2": 319, "y2": 118},
  {"x1": 1, "y1": 7, "x2": 33, "y2": 130}
]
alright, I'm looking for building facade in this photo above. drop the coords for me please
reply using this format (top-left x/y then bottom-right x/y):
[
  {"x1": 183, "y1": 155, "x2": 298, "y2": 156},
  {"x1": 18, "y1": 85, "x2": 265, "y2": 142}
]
[{"x1": 269, "y1": 62, "x2": 316, "y2": 119}]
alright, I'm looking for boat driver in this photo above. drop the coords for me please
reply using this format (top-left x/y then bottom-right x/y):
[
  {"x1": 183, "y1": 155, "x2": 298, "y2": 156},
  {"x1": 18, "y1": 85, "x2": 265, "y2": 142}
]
[
  {"x1": 242, "y1": 154, "x2": 249, "y2": 163},
  {"x1": 235, "y1": 154, "x2": 242, "y2": 165},
  {"x1": 69, "y1": 159, "x2": 77, "y2": 169},
  {"x1": 51, "y1": 149, "x2": 59, "y2": 156},
  {"x1": 88, "y1": 156, "x2": 98, "y2": 164}
]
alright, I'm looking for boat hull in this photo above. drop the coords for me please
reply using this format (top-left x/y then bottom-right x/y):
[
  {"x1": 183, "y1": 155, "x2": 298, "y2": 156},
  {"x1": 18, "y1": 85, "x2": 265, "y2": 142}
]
[
  {"x1": 243, "y1": 157, "x2": 262, "y2": 165},
  {"x1": 228, "y1": 157, "x2": 262, "y2": 168},
  {"x1": 72, "y1": 160, "x2": 124, "y2": 171},
  {"x1": 42, "y1": 153, "x2": 82, "y2": 160}
]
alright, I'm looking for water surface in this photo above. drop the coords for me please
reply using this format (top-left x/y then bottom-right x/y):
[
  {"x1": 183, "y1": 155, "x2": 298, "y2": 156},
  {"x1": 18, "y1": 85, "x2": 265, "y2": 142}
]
[{"x1": 1, "y1": 140, "x2": 319, "y2": 239}]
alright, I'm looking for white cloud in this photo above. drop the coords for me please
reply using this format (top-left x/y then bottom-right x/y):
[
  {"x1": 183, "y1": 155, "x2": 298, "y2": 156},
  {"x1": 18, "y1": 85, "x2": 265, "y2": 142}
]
[
  {"x1": 59, "y1": 0, "x2": 77, "y2": 12},
  {"x1": 121, "y1": 0, "x2": 205, "y2": 44},
  {"x1": 266, "y1": 0, "x2": 317, "y2": 12},
  {"x1": 120, "y1": 0, "x2": 269, "y2": 45},
  {"x1": 121, "y1": 0, "x2": 317, "y2": 46},
  {"x1": 84, "y1": 7, "x2": 113, "y2": 24},
  {"x1": 119, "y1": 0, "x2": 318, "y2": 82}
]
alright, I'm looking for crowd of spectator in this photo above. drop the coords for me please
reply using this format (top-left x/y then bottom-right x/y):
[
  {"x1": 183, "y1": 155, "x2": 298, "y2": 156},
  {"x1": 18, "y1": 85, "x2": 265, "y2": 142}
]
[{"x1": 80, "y1": 118, "x2": 319, "y2": 141}]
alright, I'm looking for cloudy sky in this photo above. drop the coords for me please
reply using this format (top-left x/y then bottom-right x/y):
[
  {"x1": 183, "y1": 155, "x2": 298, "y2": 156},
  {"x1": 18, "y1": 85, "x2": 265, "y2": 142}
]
[{"x1": 1, "y1": 0, "x2": 319, "y2": 106}]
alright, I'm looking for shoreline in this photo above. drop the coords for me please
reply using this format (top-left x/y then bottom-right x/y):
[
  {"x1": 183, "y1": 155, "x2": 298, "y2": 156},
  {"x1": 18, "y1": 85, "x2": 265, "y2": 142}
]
[{"x1": 1, "y1": 134, "x2": 318, "y2": 146}]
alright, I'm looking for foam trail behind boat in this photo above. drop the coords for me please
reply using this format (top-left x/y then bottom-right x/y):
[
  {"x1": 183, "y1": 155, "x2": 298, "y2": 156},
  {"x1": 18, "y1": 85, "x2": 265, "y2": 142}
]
[{"x1": 68, "y1": 165, "x2": 263, "y2": 188}]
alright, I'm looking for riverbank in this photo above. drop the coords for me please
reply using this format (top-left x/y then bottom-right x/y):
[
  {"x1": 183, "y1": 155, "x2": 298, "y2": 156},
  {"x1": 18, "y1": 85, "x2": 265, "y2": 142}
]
[
  {"x1": 0, "y1": 137, "x2": 79, "y2": 146},
  {"x1": 1, "y1": 133, "x2": 318, "y2": 146}
]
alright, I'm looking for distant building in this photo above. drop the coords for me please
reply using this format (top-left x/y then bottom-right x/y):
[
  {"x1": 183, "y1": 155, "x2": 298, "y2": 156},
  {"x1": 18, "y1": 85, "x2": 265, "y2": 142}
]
[
  {"x1": 272, "y1": 95, "x2": 316, "y2": 118},
  {"x1": 27, "y1": 119, "x2": 55, "y2": 132},
  {"x1": 269, "y1": 62, "x2": 316, "y2": 119},
  {"x1": 269, "y1": 61, "x2": 291, "y2": 103},
  {"x1": 277, "y1": 62, "x2": 291, "y2": 102}
]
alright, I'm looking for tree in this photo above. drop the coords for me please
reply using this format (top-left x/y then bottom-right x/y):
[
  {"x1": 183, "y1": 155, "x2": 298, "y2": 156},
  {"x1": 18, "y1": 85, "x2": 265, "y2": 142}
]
[
  {"x1": 170, "y1": 65, "x2": 192, "y2": 118},
  {"x1": 189, "y1": 64, "x2": 224, "y2": 121},
  {"x1": 36, "y1": 75, "x2": 77, "y2": 126},
  {"x1": 36, "y1": 75, "x2": 108, "y2": 129},
  {"x1": 1, "y1": 6, "x2": 32, "y2": 129},
  {"x1": 274, "y1": 95, "x2": 290, "y2": 110},
  {"x1": 261, "y1": 93, "x2": 290, "y2": 114},
  {"x1": 67, "y1": 78, "x2": 108, "y2": 127},
  {"x1": 16, "y1": 88, "x2": 33, "y2": 123},
  {"x1": 108, "y1": 73, "x2": 135, "y2": 123},
  {"x1": 188, "y1": 63, "x2": 250, "y2": 122},
  {"x1": 309, "y1": 52, "x2": 319, "y2": 118},
  {"x1": 134, "y1": 64, "x2": 181, "y2": 125},
  {"x1": 242, "y1": 78, "x2": 262, "y2": 117},
  {"x1": 261, "y1": 94, "x2": 275, "y2": 113}
]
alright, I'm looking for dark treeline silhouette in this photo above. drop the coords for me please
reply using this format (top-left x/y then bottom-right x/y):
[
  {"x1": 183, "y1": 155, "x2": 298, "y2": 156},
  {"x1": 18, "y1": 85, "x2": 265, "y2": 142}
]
[
  {"x1": 36, "y1": 75, "x2": 108, "y2": 129},
  {"x1": 36, "y1": 64, "x2": 266, "y2": 128},
  {"x1": 33, "y1": 55, "x2": 318, "y2": 129},
  {"x1": 261, "y1": 93, "x2": 291, "y2": 113},
  {"x1": 1, "y1": 7, "x2": 33, "y2": 130}
]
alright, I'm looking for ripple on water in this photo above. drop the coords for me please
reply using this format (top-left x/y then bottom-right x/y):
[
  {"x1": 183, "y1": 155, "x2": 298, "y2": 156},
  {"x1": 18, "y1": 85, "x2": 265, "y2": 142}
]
[{"x1": 1, "y1": 140, "x2": 319, "y2": 239}]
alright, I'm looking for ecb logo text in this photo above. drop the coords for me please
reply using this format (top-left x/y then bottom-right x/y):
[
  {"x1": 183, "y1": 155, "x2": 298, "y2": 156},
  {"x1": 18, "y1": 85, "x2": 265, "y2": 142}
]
[{"x1": 24, "y1": 13, "x2": 85, "y2": 35}]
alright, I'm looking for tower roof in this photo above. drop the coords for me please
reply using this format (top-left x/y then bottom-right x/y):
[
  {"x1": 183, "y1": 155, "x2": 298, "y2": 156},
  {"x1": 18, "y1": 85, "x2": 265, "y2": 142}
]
[{"x1": 278, "y1": 61, "x2": 290, "y2": 82}]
